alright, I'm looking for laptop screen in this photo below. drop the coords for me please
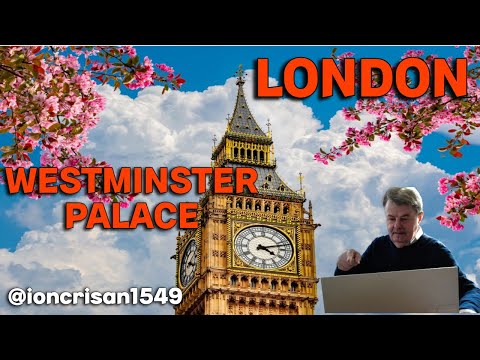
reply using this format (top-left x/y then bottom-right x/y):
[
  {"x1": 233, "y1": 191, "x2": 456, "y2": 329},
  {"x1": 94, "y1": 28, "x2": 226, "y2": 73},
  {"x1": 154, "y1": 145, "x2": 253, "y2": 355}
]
[{"x1": 320, "y1": 266, "x2": 459, "y2": 313}]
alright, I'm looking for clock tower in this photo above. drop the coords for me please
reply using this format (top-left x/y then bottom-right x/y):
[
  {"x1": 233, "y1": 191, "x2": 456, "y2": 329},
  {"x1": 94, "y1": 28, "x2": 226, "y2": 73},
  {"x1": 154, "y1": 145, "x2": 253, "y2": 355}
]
[{"x1": 174, "y1": 66, "x2": 319, "y2": 315}]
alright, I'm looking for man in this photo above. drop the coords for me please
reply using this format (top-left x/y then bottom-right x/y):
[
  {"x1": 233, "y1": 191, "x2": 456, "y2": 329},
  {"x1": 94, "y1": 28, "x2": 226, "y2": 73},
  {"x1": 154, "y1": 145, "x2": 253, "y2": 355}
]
[{"x1": 335, "y1": 186, "x2": 480, "y2": 313}]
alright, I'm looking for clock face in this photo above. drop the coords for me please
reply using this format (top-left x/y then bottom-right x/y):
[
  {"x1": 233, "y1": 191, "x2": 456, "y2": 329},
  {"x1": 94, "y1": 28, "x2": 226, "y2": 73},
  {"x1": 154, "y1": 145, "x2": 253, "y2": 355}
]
[
  {"x1": 180, "y1": 239, "x2": 197, "y2": 287},
  {"x1": 234, "y1": 226, "x2": 293, "y2": 269}
]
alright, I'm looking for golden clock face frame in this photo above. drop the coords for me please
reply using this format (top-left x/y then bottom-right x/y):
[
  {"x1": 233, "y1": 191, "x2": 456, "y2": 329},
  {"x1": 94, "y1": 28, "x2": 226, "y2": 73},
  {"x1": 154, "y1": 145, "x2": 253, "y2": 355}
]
[
  {"x1": 233, "y1": 225, "x2": 294, "y2": 270},
  {"x1": 179, "y1": 239, "x2": 197, "y2": 288}
]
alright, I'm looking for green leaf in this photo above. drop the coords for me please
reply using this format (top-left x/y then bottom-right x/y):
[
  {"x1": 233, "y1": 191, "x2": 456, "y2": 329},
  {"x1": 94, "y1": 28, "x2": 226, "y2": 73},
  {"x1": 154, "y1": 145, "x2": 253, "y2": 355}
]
[
  {"x1": 123, "y1": 73, "x2": 134, "y2": 84},
  {"x1": 450, "y1": 149, "x2": 463, "y2": 158},
  {"x1": 71, "y1": 126, "x2": 84, "y2": 135},
  {"x1": 48, "y1": 123, "x2": 62, "y2": 132},
  {"x1": 2, "y1": 150, "x2": 16, "y2": 158},
  {"x1": 63, "y1": 82, "x2": 70, "y2": 93},
  {"x1": 18, "y1": 122, "x2": 28, "y2": 134}
]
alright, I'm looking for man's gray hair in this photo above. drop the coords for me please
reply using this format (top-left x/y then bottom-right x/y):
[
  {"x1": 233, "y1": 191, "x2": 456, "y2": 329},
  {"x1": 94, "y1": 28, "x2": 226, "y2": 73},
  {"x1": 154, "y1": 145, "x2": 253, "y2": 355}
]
[{"x1": 382, "y1": 186, "x2": 423, "y2": 214}]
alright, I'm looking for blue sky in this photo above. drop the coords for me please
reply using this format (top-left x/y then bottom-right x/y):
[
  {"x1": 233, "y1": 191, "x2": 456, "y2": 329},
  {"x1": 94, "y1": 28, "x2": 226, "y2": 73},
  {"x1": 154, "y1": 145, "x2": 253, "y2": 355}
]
[{"x1": 0, "y1": 45, "x2": 479, "y2": 314}]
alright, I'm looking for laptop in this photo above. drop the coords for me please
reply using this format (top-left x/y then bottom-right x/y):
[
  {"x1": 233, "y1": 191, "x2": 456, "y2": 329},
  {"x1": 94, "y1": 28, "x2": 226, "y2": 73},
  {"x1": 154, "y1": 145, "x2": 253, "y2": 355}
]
[{"x1": 321, "y1": 266, "x2": 459, "y2": 313}]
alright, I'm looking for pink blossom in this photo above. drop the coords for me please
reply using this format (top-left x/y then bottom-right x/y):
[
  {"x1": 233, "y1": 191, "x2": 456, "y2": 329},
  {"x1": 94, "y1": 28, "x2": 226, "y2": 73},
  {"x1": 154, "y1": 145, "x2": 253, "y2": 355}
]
[
  {"x1": 313, "y1": 153, "x2": 328, "y2": 165},
  {"x1": 401, "y1": 49, "x2": 425, "y2": 59},
  {"x1": 156, "y1": 63, "x2": 174, "y2": 73},
  {"x1": 438, "y1": 178, "x2": 449, "y2": 195},
  {"x1": 122, "y1": 46, "x2": 136, "y2": 58},
  {"x1": 465, "y1": 175, "x2": 480, "y2": 192},
  {"x1": 342, "y1": 107, "x2": 358, "y2": 121},
  {"x1": 337, "y1": 52, "x2": 354, "y2": 61}
]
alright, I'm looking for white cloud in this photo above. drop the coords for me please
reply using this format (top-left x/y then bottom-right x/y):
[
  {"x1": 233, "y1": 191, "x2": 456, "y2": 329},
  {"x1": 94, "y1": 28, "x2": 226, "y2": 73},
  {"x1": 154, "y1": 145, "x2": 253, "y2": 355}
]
[
  {"x1": 1, "y1": 70, "x2": 479, "y2": 315},
  {"x1": 4, "y1": 198, "x2": 49, "y2": 230}
]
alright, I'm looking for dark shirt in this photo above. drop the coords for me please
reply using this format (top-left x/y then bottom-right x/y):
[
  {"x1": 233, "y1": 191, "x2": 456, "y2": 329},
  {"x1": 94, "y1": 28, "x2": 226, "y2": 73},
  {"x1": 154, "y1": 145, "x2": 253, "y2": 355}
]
[{"x1": 335, "y1": 234, "x2": 480, "y2": 312}]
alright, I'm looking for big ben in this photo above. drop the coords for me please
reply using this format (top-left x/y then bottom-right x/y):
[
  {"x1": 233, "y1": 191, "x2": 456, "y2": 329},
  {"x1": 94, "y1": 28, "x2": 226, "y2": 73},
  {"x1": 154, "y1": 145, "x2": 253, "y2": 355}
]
[{"x1": 174, "y1": 66, "x2": 319, "y2": 315}]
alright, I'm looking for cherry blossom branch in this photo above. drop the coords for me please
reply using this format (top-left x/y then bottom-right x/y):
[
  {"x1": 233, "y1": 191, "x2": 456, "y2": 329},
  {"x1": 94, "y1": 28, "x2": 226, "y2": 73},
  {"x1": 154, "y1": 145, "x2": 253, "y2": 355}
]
[
  {"x1": 0, "y1": 45, "x2": 185, "y2": 206},
  {"x1": 314, "y1": 46, "x2": 480, "y2": 231}
]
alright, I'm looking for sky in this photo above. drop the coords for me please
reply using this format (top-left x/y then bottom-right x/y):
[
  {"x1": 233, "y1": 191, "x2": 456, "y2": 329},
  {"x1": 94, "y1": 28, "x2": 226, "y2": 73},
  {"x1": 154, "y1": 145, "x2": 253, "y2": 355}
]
[{"x1": 0, "y1": 45, "x2": 479, "y2": 315}]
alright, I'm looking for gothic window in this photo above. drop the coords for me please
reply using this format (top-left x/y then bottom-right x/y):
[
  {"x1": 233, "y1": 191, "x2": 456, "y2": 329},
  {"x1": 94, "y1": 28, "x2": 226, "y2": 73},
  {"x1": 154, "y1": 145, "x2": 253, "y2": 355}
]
[
  {"x1": 281, "y1": 280, "x2": 288, "y2": 291},
  {"x1": 230, "y1": 275, "x2": 238, "y2": 286},
  {"x1": 261, "y1": 278, "x2": 269, "y2": 290},
  {"x1": 262, "y1": 183, "x2": 269, "y2": 190},
  {"x1": 250, "y1": 277, "x2": 258, "y2": 289},
  {"x1": 278, "y1": 185, "x2": 285, "y2": 191},
  {"x1": 234, "y1": 148, "x2": 238, "y2": 159},
  {"x1": 241, "y1": 276, "x2": 248, "y2": 287},
  {"x1": 260, "y1": 151, "x2": 264, "y2": 162},
  {"x1": 274, "y1": 204, "x2": 280, "y2": 213},
  {"x1": 271, "y1": 279, "x2": 278, "y2": 290},
  {"x1": 266, "y1": 175, "x2": 272, "y2": 182},
  {"x1": 283, "y1": 204, "x2": 289, "y2": 214},
  {"x1": 289, "y1": 303, "x2": 297, "y2": 315},
  {"x1": 240, "y1": 148, "x2": 245, "y2": 159},
  {"x1": 255, "y1": 201, "x2": 261, "y2": 210},
  {"x1": 290, "y1": 282, "x2": 298, "y2": 292},
  {"x1": 246, "y1": 199, "x2": 252, "y2": 209},
  {"x1": 236, "y1": 198, "x2": 242, "y2": 209}
]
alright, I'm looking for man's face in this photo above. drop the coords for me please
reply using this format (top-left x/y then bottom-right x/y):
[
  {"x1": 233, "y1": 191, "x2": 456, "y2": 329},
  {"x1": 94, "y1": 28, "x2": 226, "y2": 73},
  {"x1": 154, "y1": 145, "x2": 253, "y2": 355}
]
[{"x1": 385, "y1": 200, "x2": 423, "y2": 248}]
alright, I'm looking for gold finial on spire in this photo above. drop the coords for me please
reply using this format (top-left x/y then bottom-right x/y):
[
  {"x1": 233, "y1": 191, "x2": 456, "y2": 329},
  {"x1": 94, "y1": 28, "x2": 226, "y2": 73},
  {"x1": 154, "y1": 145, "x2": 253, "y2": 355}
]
[
  {"x1": 266, "y1": 118, "x2": 272, "y2": 138},
  {"x1": 298, "y1": 172, "x2": 305, "y2": 198},
  {"x1": 236, "y1": 64, "x2": 245, "y2": 85},
  {"x1": 308, "y1": 200, "x2": 313, "y2": 220}
]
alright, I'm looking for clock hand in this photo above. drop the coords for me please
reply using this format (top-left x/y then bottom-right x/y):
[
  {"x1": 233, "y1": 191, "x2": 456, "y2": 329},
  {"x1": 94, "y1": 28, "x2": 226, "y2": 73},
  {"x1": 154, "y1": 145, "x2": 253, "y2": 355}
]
[
  {"x1": 256, "y1": 244, "x2": 275, "y2": 255},
  {"x1": 260, "y1": 244, "x2": 289, "y2": 249}
]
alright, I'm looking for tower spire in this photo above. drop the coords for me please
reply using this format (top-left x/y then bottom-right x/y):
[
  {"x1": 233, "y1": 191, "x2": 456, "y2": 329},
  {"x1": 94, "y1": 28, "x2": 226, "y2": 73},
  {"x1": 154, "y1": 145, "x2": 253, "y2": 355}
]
[{"x1": 236, "y1": 64, "x2": 245, "y2": 86}]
